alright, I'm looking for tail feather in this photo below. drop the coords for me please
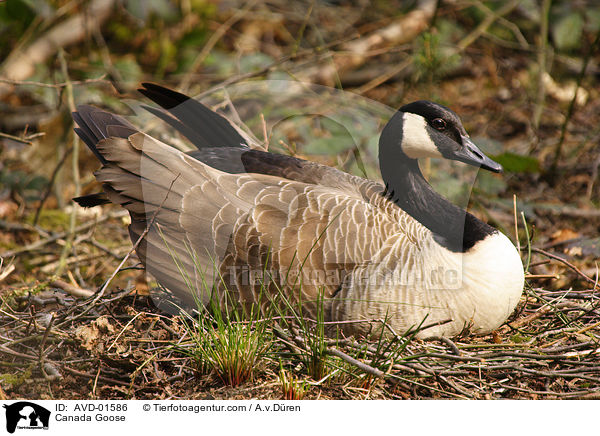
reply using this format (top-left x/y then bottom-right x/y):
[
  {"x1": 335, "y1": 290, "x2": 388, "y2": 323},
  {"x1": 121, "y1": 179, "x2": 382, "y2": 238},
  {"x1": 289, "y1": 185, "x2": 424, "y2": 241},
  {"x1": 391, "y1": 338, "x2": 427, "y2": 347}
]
[
  {"x1": 138, "y1": 82, "x2": 247, "y2": 149},
  {"x1": 73, "y1": 104, "x2": 137, "y2": 163},
  {"x1": 73, "y1": 192, "x2": 110, "y2": 207},
  {"x1": 141, "y1": 103, "x2": 210, "y2": 148}
]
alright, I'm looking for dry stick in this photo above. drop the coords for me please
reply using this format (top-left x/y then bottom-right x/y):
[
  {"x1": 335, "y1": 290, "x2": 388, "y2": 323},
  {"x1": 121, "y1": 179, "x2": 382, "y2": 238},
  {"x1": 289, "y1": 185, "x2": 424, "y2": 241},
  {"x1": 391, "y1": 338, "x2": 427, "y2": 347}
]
[
  {"x1": 533, "y1": 247, "x2": 599, "y2": 288},
  {"x1": 106, "y1": 312, "x2": 143, "y2": 352},
  {"x1": 50, "y1": 279, "x2": 94, "y2": 299},
  {"x1": 474, "y1": 0, "x2": 529, "y2": 49},
  {"x1": 0, "y1": 76, "x2": 109, "y2": 89},
  {"x1": 484, "y1": 364, "x2": 600, "y2": 383},
  {"x1": 526, "y1": 273, "x2": 560, "y2": 279},
  {"x1": 551, "y1": 28, "x2": 600, "y2": 174},
  {"x1": 0, "y1": 210, "x2": 127, "y2": 258},
  {"x1": 0, "y1": 219, "x2": 49, "y2": 236},
  {"x1": 456, "y1": 0, "x2": 519, "y2": 51},
  {"x1": 0, "y1": 344, "x2": 39, "y2": 361},
  {"x1": 513, "y1": 194, "x2": 520, "y2": 253},
  {"x1": 297, "y1": 0, "x2": 437, "y2": 86},
  {"x1": 55, "y1": 50, "x2": 80, "y2": 278},
  {"x1": 586, "y1": 152, "x2": 600, "y2": 200},
  {"x1": 62, "y1": 365, "x2": 138, "y2": 389},
  {"x1": 92, "y1": 27, "x2": 124, "y2": 92},
  {"x1": 86, "y1": 238, "x2": 128, "y2": 260},
  {"x1": 353, "y1": 0, "x2": 516, "y2": 95},
  {"x1": 33, "y1": 144, "x2": 72, "y2": 226},
  {"x1": 0, "y1": 0, "x2": 116, "y2": 98},
  {"x1": 533, "y1": 0, "x2": 551, "y2": 132},
  {"x1": 0, "y1": 131, "x2": 44, "y2": 145},
  {"x1": 327, "y1": 347, "x2": 385, "y2": 379},
  {"x1": 260, "y1": 113, "x2": 269, "y2": 150},
  {"x1": 425, "y1": 336, "x2": 461, "y2": 356},
  {"x1": 179, "y1": 0, "x2": 258, "y2": 92},
  {"x1": 193, "y1": 36, "x2": 359, "y2": 101},
  {"x1": 92, "y1": 365, "x2": 102, "y2": 397},
  {"x1": 355, "y1": 57, "x2": 412, "y2": 95},
  {"x1": 536, "y1": 205, "x2": 600, "y2": 218},
  {"x1": 0, "y1": 258, "x2": 15, "y2": 282},
  {"x1": 38, "y1": 313, "x2": 55, "y2": 379},
  {"x1": 275, "y1": 325, "x2": 386, "y2": 379}
]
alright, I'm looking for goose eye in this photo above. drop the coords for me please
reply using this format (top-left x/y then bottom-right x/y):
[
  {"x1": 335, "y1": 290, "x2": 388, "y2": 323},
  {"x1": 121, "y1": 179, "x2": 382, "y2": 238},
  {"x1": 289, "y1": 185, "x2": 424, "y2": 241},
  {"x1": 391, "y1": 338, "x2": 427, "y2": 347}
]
[{"x1": 432, "y1": 118, "x2": 446, "y2": 130}]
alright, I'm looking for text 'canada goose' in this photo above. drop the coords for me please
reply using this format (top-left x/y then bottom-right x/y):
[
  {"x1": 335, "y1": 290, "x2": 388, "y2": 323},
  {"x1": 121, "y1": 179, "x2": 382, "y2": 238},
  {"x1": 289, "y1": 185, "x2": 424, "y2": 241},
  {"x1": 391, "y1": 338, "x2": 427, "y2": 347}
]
[{"x1": 73, "y1": 83, "x2": 524, "y2": 338}]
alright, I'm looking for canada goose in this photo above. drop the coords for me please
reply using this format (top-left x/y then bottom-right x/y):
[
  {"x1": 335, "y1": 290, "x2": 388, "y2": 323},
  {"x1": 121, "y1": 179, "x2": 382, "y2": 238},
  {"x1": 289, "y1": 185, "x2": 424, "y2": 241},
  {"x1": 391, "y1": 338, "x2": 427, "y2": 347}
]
[{"x1": 73, "y1": 83, "x2": 524, "y2": 338}]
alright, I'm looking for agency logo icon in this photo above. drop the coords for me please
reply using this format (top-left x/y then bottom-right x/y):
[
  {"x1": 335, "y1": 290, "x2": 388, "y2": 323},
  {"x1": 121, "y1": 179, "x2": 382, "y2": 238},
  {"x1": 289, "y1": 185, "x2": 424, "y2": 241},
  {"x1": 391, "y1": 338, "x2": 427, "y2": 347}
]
[{"x1": 3, "y1": 402, "x2": 50, "y2": 434}]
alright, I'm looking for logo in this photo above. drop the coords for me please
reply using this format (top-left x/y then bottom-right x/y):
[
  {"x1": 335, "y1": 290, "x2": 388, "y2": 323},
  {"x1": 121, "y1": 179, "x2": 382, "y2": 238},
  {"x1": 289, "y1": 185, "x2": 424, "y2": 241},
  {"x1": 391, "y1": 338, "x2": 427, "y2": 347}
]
[{"x1": 3, "y1": 402, "x2": 50, "y2": 434}]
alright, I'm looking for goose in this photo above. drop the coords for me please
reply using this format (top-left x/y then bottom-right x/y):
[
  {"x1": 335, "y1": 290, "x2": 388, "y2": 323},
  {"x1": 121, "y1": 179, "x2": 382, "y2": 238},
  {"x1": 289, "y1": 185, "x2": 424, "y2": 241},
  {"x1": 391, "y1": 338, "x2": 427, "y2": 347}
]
[{"x1": 73, "y1": 83, "x2": 524, "y2": 338}]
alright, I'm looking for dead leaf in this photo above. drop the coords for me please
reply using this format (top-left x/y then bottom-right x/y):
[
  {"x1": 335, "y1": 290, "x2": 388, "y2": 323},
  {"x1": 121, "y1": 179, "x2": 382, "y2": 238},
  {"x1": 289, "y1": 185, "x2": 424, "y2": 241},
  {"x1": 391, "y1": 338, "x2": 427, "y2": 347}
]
[
  {"x1": 74, "y1": 315, "x2": 116, "y2": 353},
  {"x1": 551, "y1": 229, "x2": 580, "y2": 244}
]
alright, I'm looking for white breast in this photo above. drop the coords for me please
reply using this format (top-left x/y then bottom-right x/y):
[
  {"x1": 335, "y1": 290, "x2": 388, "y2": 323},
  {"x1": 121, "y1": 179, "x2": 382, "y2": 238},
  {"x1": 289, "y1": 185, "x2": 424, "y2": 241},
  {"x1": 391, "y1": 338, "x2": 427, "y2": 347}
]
[
  {"x1": 331, "y1": 231, "x2": 524, "y2": 338},
  {"x1": 457, "y1": 232, "x2": 525, "y2": 333}
]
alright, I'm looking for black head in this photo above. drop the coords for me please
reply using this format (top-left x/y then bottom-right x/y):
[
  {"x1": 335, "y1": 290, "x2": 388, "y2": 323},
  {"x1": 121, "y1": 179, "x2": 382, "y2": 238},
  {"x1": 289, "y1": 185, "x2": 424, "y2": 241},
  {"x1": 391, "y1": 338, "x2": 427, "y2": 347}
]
[{"x1": 381, "y1": 100, "x2": 502, "y2": 173}]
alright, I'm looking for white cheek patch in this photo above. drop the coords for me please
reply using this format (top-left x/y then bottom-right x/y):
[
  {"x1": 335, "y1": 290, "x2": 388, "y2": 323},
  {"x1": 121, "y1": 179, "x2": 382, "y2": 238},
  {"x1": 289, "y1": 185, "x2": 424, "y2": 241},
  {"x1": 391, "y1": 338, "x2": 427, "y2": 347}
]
[{"x1": 401, "y1": 112, "x2": 443, "y2": 159}]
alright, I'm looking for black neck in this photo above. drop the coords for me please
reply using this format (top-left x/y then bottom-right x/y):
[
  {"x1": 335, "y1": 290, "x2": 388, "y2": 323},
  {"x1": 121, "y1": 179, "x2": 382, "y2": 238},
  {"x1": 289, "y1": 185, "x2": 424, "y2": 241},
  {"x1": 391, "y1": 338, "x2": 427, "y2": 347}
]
[{"x1": 380, "y1": 149, "x2": 496, "y2": 253}]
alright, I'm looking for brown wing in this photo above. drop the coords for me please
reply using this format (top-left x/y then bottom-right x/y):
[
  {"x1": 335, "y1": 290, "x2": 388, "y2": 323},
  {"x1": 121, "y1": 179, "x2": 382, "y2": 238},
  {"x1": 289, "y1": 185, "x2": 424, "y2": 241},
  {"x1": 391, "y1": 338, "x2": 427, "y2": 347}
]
[{"x1": 90, "y1": 128, "x2": 418, "y2": 314}]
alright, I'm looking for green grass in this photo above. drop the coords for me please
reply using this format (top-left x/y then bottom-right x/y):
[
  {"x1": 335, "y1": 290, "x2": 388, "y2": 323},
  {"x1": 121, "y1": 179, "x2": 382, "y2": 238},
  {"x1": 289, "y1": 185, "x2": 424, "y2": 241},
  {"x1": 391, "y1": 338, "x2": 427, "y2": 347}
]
[
  {"x1": 278, "y1": 364, "x2": 308, "y2": 400},
  {"x1": 163, "y1": 227, "x2": 426, "y2": 392},
  {"x1": 184, "y1": 310, "x2": 271, "y2": 387}
]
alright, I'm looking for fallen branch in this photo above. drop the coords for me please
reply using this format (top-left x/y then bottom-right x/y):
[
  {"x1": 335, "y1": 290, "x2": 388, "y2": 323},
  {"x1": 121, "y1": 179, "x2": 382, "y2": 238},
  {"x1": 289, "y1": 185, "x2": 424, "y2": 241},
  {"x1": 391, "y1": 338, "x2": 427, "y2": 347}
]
[
  {"x1": 0, "y1": 209, "x2": 127, "y2": 258},
  {"x1": 0, "y1": 258, "x2": 15, "y2": 283},
  {"x1": 50, "y1": 279, "x2": 94, "y2": 299},
  {"x1": 296, "y1": 0, "x2": 437, "y2": 85},
  {"x1": 0, "y1": 0, "x2": 116, "y2": 98},
  {"x1": 327, "y1": 347, "x2": 385, "y2": 379},
  {"x1": 533, "y1": 248, "x2": 599, "y2": 288}
]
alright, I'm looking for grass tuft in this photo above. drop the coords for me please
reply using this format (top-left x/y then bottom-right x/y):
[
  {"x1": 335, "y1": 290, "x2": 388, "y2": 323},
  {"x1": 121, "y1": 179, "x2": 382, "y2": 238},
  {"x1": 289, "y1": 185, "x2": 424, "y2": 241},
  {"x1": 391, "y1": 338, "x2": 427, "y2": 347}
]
[
  {"x1": 183, "y1": 304, "x2": 271, "y2": 387},
  {"x1": 279, "y1": 365, "x2": 308, "y2": 400}
]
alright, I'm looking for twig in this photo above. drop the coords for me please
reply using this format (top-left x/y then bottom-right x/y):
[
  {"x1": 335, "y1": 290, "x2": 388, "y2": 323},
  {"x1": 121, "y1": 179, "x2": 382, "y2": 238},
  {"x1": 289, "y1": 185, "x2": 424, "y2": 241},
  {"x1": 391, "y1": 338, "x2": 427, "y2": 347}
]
[
  {"x1": 38, "y1": 313, "x2": 55, "y2": 379},
  {"x1": 179, "y1": 0, "x2": 258, "y2": 92},
  {"x1": 260, "y1": 113, "x2": 269, "y2": 150},
  {"x1": 50, "y1": 279, "x2": 94, "y2": 299},
  {"x1": 457, "y1": 0, "x2": 519, "y2": 51},
  {"x1": 0, "y1": 210, "x2": 127, "y2": 258},
  {"x1": 54, "y1": 49, "x2": 80, "y2": 277},
  {"x1": 0, "y1": 0, "x2": 116, "y2": 98},
  {"x1": 0, "y1": 344, "x2": 39, "y2": 361},
  {"x1": 92, "y1": 27, "x2": 124, "y2": 92},
  {"x1": 533, "y1": 0, "x2": 551, "y2": 131},
  {"x1": 525, "y1": 274, "x2": 560, "y2": 279},
  {"x1": 550, "y1": 28, "x2": 600, "y2": 174},
  {"x1": 62, "y1": 365, "x2": 137, "y2": 388},
  {"x1": 296, "y1": 0, "x2": 437, "y2": 85},
  {"x1": 513, "y1": 194, "x2": 520, "y2": 252},
  {"x1": 532, "y1": 248, "x2": 599, "y2": 288},
  {"x1": 0, "y1": 258, "x2": 15, "y2": 282},
  {"x1": 0, "y1": 131, "x2": 44, "y2": 145},
  {"x1": 586, "y1": 152, "x2": 600, "y2": 200},
  {"x1": 355, "y1": 57, "x2": 412, "y2": 95},
  {"x1": 327, "y1": 347, "x2": 385, "y2": 379},
  {"x1": 0, "y1": 75, "x2": 109, "y2": 89},
  {"x1": 33, "y1": 144, "x2": 72, "y2": 226},
  {"x1": 534, "y1": 205, "x2": 600, "y2": 218},
  {"x1": 275, "y1": 324, "x2": 386, "y2": 380},
  {"x1": 106, "y1": 312, "x2": 143, "y2": 352},
  {"x1": 425, "y1": 336, "x2": 461, "y2": 356}
]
